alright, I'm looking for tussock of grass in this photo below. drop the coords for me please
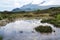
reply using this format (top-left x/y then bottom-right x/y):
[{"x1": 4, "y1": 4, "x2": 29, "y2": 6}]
[
  {"x1": 0, "y1": 36, "x2": 3, "y2": 40},
  {"x1": 35, "y1": 26, "x2": 52, "y2": 33}
]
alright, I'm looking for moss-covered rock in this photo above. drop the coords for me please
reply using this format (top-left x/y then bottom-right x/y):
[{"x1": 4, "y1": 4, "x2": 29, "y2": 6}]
[{"x1": 35, "y1": 26, "x2": 53, "y2": 33}]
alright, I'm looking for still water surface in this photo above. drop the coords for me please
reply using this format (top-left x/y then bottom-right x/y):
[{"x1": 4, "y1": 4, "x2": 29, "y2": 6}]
[{"x1": 0, "y1": 19, "x2": 60, "y2": 40}]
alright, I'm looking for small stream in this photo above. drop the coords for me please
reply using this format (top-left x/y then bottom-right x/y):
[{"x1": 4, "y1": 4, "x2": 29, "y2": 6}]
[{"x1": 0, "y1": 19, "x2": 60, "y2": 40}]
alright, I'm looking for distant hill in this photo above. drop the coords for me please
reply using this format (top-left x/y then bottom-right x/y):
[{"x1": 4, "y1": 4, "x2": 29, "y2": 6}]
[{"x1": 12, "y1": 3, "x2": 60, "y2": 12}]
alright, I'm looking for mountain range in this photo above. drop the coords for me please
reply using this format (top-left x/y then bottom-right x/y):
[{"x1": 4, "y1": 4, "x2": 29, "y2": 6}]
[{"x1": 12, "y1": 1, "x2": 60, "y2": 12}]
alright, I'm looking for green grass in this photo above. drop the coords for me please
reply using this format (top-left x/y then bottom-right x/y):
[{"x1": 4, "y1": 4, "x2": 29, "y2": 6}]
[
  {"x1": 0, "y1": 36, "x2": 3, "y2": 40},
  {"x1": 0, "y1": 11, "x2": 60, "y2": 27},
  {"x1": 41, "y1": 13, "x2": 60, "y2": 28},
  {"x1": 35, "y1": 26, "x2": 52, "y2": 33},
  {"x1": 0, "y1": 12, "x2": 51, "y2": 20}
]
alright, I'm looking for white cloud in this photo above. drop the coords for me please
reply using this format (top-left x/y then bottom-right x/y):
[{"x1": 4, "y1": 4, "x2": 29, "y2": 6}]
[
  {"x1": 40, "y1": 0, "x2": 60, "y2": 6},
  {"x1": 0, "y1": 0, "x2": 60, "y2": 11},
  {"x1": 0, "y1": 0, "x2": 33, "y2": 11},
  {"x1": 32, "y1": 0, "x2": 44, "y2": 4}
]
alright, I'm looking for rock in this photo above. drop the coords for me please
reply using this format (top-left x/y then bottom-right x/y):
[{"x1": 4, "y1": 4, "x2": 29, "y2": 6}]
[
  {"x1": 31, "y1": 31, "x2": 35, "y2": 33},
  {"x1": 19, "y1": 31, "x2": 23, "y2": 33}
]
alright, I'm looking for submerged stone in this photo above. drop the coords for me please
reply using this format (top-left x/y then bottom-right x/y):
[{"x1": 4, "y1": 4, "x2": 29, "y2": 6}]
[
  {"x1": 19, "y1": 31, "x2": 23, "y2": 33},
  {"x1": 31, "y1": 31, "x2": 35, "y2": 33}
]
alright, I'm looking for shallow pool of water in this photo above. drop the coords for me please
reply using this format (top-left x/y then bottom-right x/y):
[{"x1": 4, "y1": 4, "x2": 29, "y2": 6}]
[{"x1": 0, "y1": 19, "x2": 60, "y2": 40}]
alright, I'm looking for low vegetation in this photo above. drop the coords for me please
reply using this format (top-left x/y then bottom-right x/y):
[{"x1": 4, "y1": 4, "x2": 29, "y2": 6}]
[
  {"x1": 0, "y1": 36, "x2": 3, "y2": 40},
  {"x1": 41, "y1": 13, "x2": 60, "y2": 28},
  {"x1": 35, "y1": 26, "x2": 53, "y2": 33},
  {"x1": 0, "y1": 7, "x2": 60, "y2": 27}
]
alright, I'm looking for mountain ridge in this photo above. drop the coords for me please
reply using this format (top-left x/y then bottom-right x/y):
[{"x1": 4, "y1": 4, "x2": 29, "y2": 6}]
[{"x1": 12, "y1": 3, "x2": 60, "y2": 12}]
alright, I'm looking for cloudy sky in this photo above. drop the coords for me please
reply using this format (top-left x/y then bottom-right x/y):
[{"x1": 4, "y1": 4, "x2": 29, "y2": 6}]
[{"x1": 0, "y1": 0, "x2": 60, "y2": 11}]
